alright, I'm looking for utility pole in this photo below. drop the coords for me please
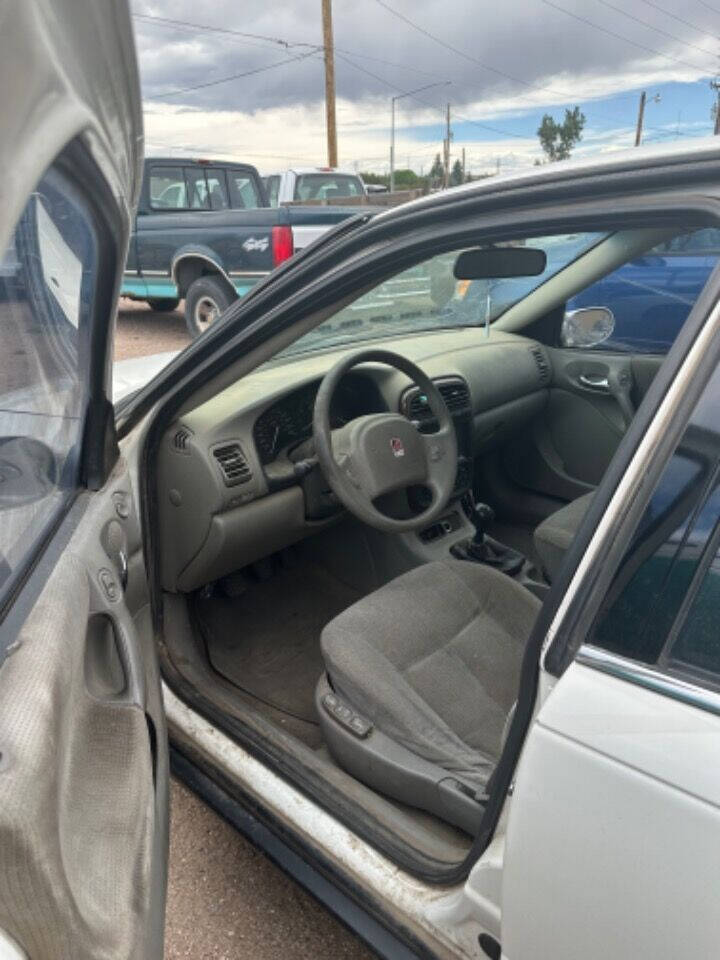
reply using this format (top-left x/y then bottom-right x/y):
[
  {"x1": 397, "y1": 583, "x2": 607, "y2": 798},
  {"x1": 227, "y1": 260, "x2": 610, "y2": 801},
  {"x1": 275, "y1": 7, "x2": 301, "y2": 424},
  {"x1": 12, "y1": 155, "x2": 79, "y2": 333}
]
[
  {"x1": 711, "y1": 80, "x2": 720, "y2": 135},
  {"x1": 461, "y1": 147, "x2": 466, "y2": 183},
  {"x1": 635, "y1": 91, "x2": 660, "y2": 147},
  {"x1": 389, "y1": 81, "x2": 449, "y2": 192},
  {"x1": 634, "y1": 91, "x2": 646, "y2": 147},
  {"x1": 443, "y1": 103, "x2": 451, "y2": 189},
  {"x1": 321, "y1": 0, "x2": 337, "y2": 168}
]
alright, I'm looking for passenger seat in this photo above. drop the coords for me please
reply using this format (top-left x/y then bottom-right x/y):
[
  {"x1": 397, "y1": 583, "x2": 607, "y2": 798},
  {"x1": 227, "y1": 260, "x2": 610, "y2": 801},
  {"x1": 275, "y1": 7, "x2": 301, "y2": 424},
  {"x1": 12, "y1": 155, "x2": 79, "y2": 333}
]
[{"x1": 533, "y1": 492, "x2": 594, "y2": 581}]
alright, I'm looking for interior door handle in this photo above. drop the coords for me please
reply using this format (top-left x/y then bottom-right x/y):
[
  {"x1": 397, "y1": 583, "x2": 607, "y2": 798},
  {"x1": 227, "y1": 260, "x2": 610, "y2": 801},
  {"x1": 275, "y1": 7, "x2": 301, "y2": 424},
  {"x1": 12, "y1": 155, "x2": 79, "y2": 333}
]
[{"x1": 578, "y1": 374, "x2": 609, "y2": 391}]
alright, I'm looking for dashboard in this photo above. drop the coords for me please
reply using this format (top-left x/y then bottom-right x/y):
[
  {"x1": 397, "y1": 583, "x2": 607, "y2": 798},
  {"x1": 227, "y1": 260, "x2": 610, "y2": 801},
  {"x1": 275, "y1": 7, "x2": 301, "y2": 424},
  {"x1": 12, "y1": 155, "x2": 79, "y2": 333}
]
[
  {"x1": 253, "y1": 374, "x2": 387, "y2": 464},
  {"x1": 156, "y1": 328, "x2": 551, "y2": 593}
]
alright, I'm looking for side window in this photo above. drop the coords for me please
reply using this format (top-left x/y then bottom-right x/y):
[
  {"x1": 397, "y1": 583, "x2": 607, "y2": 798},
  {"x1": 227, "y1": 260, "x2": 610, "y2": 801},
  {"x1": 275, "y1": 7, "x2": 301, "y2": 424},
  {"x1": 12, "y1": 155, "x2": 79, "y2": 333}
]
[
  {"x1": 205, "y1": 171, "x2": 229, "y2": 210},
  {"x1": 228, "y1": 174, "x2": 261, "y2": 210},
  {"x1": 566, "y1": 228, "x2": 720, "y2": 355},
  {"x1": 149, "y1": 167, "x2": 186, "y2": 209},
  {"x1": 183, "y1": 167, "x2": 210, "y2": 210},
  {"x1": 587, "y1": 359, "x2": 720, "y2": 690},
  {"x1": 0, "y1": 164, "x2": 96, "y2": 607}
]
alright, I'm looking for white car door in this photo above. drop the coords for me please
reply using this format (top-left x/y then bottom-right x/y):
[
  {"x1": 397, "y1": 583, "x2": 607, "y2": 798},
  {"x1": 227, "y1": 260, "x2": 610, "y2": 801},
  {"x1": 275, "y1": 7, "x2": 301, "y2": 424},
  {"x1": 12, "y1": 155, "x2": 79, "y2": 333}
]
[
  {"x1": 500, "y1": 297, "x2": 720, "y2": 959},
  {"x1": 0, "y1": 1, "x2": 169, "y2": 956}
]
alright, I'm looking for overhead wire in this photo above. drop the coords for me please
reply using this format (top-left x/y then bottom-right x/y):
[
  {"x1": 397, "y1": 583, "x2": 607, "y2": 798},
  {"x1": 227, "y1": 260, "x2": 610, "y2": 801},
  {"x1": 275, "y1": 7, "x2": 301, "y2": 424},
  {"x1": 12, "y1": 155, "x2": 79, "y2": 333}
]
[
  {"x1": 539, "y1": 0, "x2": 717, "y2": 74},
  {"x1": 146, "y1": 50, "x2": 320, "y2": 99},
  {"x1": 371, "y1": 0, "x2": 669, "y2": 135},
  {"x1": 637, "y1": 0, "x2": 720, "y2": 44},
  {"x1": 590, "y1": 0, "x2": 720, "y2": 58},
  {"x1": 133, "y1": 12, "x2": 450, "y2": 81}
]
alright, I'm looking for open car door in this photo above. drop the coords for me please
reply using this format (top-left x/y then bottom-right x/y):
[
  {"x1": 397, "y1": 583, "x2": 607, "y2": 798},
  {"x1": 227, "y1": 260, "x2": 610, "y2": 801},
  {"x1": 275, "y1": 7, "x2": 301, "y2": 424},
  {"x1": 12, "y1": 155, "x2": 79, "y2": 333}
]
[
  {"x1": 0, "y1": 2, "x2": 168, "y2": 957},
  {"x1": 499, "y1": 281, "x2": 720, "y2": 959}
]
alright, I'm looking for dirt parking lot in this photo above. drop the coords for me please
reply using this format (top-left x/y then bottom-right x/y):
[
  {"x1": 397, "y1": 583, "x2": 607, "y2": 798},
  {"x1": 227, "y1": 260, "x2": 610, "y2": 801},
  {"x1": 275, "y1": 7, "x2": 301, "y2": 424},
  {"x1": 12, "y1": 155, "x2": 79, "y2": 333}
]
[
  {"x1": 116, "y1": 298, "x2": 191, "y2": 360},
  {"x1": 166, "y1": 780, "x2": 374, "y2": 960},
  {"x1": 115, "y1": 301, "x2": 374, "y2": 960}
]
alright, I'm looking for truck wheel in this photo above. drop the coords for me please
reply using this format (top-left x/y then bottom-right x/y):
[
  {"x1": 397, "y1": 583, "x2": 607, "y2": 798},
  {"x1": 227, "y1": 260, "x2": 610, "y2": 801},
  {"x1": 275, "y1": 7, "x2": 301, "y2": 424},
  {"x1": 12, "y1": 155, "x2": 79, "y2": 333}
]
[
  {"x1": 146, "y1": 298, "x2": 179, "y2": 312},
  {"x1": 185, "y1": 277, "x2": 234, "y2": 338}
]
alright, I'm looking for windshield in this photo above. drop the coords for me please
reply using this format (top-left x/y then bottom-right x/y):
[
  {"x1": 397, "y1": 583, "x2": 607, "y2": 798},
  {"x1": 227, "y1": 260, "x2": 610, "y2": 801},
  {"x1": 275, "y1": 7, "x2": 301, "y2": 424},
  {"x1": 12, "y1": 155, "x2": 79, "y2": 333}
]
[
  {"x1": 294, "y1": 173, "x2": 365, "y2": 201},
  {"x1": 275, "y1": 232, "x2": 605, "y2": 361}
]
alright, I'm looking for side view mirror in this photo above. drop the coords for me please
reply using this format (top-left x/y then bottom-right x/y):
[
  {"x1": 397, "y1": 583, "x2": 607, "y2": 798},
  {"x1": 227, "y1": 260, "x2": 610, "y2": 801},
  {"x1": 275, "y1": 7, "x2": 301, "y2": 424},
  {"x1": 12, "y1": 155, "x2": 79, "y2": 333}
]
[{"x1": 561, "y1": 306, "x2": 615, "y2": 349}]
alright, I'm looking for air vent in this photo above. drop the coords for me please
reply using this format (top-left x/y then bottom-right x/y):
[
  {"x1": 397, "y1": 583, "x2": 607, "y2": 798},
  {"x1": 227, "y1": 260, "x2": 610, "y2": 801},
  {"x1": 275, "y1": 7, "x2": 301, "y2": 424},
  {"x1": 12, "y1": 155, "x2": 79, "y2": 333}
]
[
  {"x1": 172, "y1": 427, "x2": 193, "y2": 453},
  {"x1": 529, "y1": 345, "x2": 551, "y2": 385},
  {"x1": 212, "y1": 443, "x2": 252, "y2": 487},
  {"x1": 405, "y1": 377, "x2": 470, "y2": 419}
]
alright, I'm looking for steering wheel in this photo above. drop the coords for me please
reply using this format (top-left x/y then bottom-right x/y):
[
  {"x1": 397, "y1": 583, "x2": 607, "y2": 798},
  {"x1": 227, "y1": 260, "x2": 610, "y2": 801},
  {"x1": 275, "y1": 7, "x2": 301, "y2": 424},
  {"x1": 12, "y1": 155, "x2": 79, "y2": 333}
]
[{"x1": 313, "y1": 349, "x2": 458, "y2": 533}]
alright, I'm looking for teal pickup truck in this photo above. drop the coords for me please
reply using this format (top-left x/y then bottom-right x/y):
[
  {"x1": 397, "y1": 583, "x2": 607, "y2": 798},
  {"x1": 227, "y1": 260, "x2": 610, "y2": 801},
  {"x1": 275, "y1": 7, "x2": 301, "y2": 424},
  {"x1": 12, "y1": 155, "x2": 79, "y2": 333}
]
[{"x1": 122, "y1": 158, "x2": 363, "y2": 336}]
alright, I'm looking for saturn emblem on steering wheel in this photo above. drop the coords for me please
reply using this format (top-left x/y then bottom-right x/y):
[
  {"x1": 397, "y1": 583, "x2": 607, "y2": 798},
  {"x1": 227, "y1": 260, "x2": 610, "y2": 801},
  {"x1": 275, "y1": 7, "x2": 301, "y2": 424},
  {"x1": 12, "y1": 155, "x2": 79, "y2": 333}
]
[{"x1": 390, "y1": 437, "x2": 405, "y2": 458}]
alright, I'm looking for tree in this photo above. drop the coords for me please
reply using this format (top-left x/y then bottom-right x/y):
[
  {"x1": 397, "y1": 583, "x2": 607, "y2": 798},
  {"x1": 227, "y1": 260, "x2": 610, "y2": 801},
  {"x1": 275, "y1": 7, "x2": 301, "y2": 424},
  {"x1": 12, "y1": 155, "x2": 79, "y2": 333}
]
[
  {"x1": 429, "y1": 153, "x2": 444, "y2": 183},
  {"x1": 392, "y1": 168, "x2": 422, "y2": 188},
  {"x1": 449, "y1": 159, "x2": 464, "y2": 186},
  {"x1": 537, "y1": 106, "x2": 586, "y2": 162},
  {"x1": 359, "y1": 171, "x2": 388, "y2": 186}
]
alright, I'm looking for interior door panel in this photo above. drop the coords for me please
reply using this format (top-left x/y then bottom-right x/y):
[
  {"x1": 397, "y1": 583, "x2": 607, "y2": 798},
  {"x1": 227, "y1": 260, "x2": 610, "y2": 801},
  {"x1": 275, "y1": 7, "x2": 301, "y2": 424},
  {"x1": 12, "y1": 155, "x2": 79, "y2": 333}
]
[
  {"x1": 505, "y1": 348, "x2": 663, "y2": 500},
  {"x1": 0, "y1": 460, "x2": 168, "y2": 960}
]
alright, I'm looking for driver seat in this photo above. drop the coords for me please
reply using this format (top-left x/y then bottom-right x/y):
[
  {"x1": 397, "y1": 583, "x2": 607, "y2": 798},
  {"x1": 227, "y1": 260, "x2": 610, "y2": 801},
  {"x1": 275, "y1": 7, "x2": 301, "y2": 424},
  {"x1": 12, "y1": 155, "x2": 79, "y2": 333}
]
[{"x1": 317, "y1": 560, "x2": 540, "y2": 834}]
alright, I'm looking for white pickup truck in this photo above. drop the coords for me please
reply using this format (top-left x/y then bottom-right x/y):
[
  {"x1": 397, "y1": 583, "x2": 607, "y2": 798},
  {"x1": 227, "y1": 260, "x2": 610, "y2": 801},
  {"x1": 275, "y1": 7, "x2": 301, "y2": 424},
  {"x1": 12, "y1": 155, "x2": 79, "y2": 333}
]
[{"x1": 263, "y1": 167, "x2": 368, "y2": 207}]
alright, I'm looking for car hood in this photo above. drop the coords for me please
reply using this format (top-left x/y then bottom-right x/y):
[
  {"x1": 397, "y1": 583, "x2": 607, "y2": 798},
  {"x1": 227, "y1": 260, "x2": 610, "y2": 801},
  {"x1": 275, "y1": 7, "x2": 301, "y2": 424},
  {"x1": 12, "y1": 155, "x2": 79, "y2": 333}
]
[{"x1": 113, "y1": 352, "x2": 180, "y2": 403}]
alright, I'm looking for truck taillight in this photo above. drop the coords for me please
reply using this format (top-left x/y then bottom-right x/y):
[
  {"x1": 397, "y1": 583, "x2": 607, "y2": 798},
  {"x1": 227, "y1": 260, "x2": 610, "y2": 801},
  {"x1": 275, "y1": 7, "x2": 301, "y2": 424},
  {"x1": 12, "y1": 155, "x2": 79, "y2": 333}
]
[{"x1": 271, "y1": 226, "x2": 294, "y2": 266}]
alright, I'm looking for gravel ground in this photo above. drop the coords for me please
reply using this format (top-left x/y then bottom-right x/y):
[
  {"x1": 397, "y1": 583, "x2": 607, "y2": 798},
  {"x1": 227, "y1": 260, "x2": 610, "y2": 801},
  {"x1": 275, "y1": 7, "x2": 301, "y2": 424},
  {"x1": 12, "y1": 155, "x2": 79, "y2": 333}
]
[
  {"x1": 114, "y1": 304, "x2": 374, "y2": 960},
  {"x1": 115, "y1": 298, "x2": 191, "y2": 359},
  {"x1": 166, "y1": 779, "x2": 374, "y2": 960}
]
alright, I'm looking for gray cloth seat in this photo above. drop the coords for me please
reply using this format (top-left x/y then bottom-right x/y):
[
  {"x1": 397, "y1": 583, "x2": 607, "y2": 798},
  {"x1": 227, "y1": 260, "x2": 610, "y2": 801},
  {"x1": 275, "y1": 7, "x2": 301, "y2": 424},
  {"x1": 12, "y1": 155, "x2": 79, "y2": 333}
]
[
  {"x1": 533, "y1": 491, "x2": 594, "y2": 581},
  {"x1": 319, "y1": 560, "x2": 541, "y2": 805}
]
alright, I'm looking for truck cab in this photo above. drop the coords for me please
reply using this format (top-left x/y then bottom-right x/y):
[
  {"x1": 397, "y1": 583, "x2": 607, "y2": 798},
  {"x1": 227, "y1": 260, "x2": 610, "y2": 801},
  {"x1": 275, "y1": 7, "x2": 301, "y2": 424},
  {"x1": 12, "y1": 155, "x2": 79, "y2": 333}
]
[{"x1": 265, "y1": 167, "x2": 368, "y2": 207}]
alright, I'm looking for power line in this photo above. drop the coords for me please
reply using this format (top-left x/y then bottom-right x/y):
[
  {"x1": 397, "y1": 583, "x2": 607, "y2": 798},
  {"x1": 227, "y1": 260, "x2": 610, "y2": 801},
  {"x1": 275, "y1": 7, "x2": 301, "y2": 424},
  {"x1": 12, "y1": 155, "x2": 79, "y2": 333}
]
[
  {"x1": 590, "y1": 0, "x2": 720, "y2": 58},
  {"x1": 336, "y1": 50, "x2": 532, "y2": 139},
  {"x1": 539, "y1": 0, "x2": 717, "y2": 74},
  {"x1": 637, "y1": 0, "x2": 720, "y2": 44},
  {"x1": 133, "y1": 12, "x2": 450, "y2": 82},
  {"x1": 695, "y1": 0, "x2": 720, "y2": 14},
  {"x1": 134, "y1": 13, "x2": 308, "y2": 50},
  {"x1": 371, "y1": 0, "x2": 674, "y2": 138},
  {"x1": 372, "y1": 0, "x2": 653, "y2": 114},
  {"x1": 147, "y1": 50, "x2": 320, "y2": 99},
  {"x1": 372, "y1": 0, "x2": 589, "y2": 104}
]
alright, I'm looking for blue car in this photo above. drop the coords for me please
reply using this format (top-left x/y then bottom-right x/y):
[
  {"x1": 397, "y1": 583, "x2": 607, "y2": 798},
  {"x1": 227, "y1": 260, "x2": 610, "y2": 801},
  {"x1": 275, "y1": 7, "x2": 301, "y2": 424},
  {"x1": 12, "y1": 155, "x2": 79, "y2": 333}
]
[
  {"x1": 447, "y1": 229, "x2": 720, "y2": 355},
  {"x1": 567, "y1": 229, "x2": 720, "y2": 353}
]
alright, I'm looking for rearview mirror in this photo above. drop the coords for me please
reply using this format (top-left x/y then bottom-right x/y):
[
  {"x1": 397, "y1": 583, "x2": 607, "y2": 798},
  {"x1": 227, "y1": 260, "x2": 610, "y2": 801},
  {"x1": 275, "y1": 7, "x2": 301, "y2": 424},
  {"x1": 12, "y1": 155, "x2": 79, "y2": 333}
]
[
  {"x1": 454, "y1": 246, "x2": 547, "y2": 280},
  {"x1": 561, "y1": 306, "x2": 615, "y2": 348}
]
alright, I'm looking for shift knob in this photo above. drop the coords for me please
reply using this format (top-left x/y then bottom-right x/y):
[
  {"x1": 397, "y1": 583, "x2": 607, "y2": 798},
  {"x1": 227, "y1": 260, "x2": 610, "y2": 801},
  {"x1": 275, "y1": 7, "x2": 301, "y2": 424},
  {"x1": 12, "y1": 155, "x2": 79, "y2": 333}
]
[{"x1": 461, "y1": 493, "x2": 495, "y2": 542}]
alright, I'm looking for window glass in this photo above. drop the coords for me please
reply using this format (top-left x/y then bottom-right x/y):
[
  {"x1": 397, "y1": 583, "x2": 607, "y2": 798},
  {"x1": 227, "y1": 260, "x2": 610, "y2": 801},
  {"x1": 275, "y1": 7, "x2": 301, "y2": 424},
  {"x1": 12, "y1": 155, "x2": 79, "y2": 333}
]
[
  {"x1": 149, "y1": 167, "x2": 187, "y2": 209},
  {"x1": 271, "y1": 232, "x2": 604, "y2": 361},
  {"x1": 184, "y1": 167, "x2": 210, "y2": 210},
  {"x1": 228, "y1": 174, "x2": 261, "y2": 210},
  {"x1": 566, "y1": 228, "x2": 720, "y2": 355},
  {"x1": 265, "y1": 175, "x2": 280, "y2": 207},
  {"x1": 294, "y1": 173, "x2": 364, "y2": 201},
  {"x1": 205, "y1": 171, "x2": 229, "y2": 210},
  {"x1": 0, "y1": 165, "x2": 95, "y2": 606},
  {"x1": 588, "y1": 360, "x2": 720, "y2": 688}
]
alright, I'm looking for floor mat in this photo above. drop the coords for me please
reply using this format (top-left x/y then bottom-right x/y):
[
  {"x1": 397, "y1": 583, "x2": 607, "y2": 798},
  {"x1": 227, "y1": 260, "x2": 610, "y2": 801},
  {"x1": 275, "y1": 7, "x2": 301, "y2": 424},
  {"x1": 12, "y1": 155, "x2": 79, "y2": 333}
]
[{"x1": 194, "y1": 563, "x2": 360, "y2": 725}]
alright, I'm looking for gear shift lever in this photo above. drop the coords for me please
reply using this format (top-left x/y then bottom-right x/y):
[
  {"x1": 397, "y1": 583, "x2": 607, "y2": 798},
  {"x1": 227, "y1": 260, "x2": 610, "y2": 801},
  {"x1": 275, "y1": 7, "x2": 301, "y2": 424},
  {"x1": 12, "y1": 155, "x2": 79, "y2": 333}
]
[
  {"x1": 453, "y1": 493, "x2": 525, "y2": 575},
  {"x1": 461, "y1": 493, "x2": 495, "y2": 543}
]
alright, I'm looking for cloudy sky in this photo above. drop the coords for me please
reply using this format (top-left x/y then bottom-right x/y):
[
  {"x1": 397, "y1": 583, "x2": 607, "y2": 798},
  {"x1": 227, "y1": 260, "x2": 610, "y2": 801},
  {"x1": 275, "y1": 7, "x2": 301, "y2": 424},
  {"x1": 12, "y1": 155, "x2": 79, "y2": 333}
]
[{"x1": 132, "y1": 0, "x2": 720, "y2": 175}]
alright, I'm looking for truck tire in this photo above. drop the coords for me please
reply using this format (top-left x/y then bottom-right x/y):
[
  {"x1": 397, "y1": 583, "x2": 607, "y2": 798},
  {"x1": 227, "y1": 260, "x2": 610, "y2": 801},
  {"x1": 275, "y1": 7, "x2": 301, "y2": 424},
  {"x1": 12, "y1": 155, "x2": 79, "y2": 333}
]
[
  {"x1": 146, "y1": 298, "x2": 179, "y2": 312},
  {"x1": 185, "y1": 277, "x2": 234, "y2": 338}
]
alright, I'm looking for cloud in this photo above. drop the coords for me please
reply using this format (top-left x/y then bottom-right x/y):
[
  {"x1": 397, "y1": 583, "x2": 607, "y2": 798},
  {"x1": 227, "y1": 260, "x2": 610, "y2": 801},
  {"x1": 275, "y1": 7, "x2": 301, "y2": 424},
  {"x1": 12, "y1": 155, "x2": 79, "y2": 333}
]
[{"x1": 133, "y1": 0, "x2": 719, "y2": 171}]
